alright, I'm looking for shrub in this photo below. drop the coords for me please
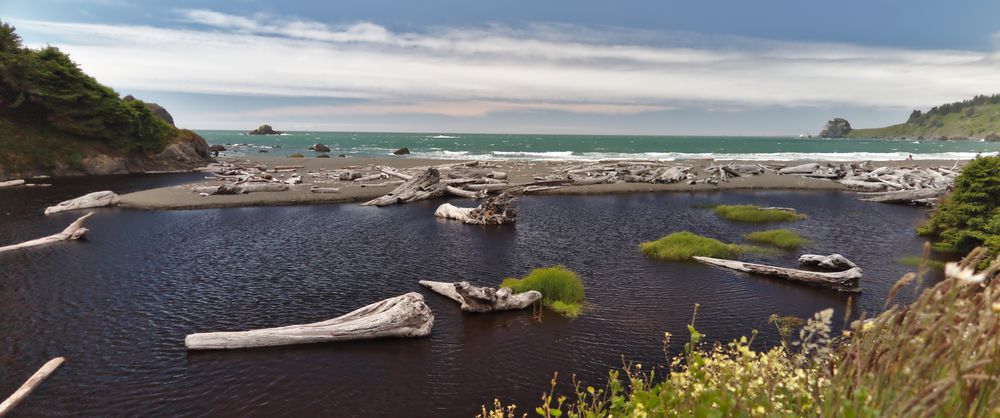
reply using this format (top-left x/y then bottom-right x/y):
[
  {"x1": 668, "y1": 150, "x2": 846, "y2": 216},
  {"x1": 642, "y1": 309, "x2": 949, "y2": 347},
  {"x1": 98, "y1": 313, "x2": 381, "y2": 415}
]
[
  {"x1": 500, "y1": 266, "x2": 584, "y2": 317},
  {"x1": 917, "y1": 155, "x2": 1000, "y2": 258},
  {"x1": 640, "y1": 231, "x2": 749, "y2": 261},
  {"x1": 744, "y1": 229, "x2": 806, "y2": 249},
  {"x1": 287, "y1": 153, "x2": 305, "y2": 158},
  {"x1": 714, "y1": 204, "x2": 806, "y2": 223}
]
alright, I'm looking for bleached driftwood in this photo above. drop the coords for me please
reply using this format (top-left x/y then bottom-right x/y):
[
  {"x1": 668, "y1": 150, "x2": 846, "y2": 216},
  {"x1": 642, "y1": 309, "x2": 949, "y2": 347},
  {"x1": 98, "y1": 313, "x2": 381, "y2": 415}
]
[
  {"x1": 798, "y1": 254, "x2": 858, "y2": 270},
  {"x1": 193, "y1": 183, "x2": 289, "y2": 195},
  {"x1": 0, "y1": 357, "x2": 65, "y2": 417},
  {"x1": 433, "y1": 193, "x2": 518, "y2": 225},
  {"x1": 693, "y1": 256, "x2": 862, "y2": 292},
  {"x1": 309, "y1": 187, "x2": 340, "y2": 194},
  {"x1": 0, "y1": 179, "x2": 25, "y2": 188},
  {"x1": 858, "y1": 188, "x2": 946, "y2": 205},
  {"x1": 419, "y1": 280, "x2": 542, "y2": 312},
  {"x1": 44, "y1": 191, "x2": 119, "y2": 215},
  {"x1": 360, "y1": 180, "x2": 405, "y2": 188},
  {"x1": 363, "y1": 168, "x2": 447, "y2": 207},
  {"x1": 445, "y1": 185, "x2": 482, "y2": 199},
  {"x1": 283, "y1": 175, "x2": 302, "y2": 185},
  {"x1": 779, "y1": 163, "x2": 820, "y2": 175},
  {"x1": 0, "y1": 213, "x2": 94, "y2": 255},
  {"x1": 185, "y1": 292, "x2": 434, "y2": 350}
]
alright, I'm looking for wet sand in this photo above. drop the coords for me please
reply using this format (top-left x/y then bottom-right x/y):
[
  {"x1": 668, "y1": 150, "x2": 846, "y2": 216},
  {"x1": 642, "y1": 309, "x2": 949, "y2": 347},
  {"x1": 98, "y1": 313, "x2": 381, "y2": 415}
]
[{"x1": 118, "y1": 157, "x2": 965, "y2": 210}]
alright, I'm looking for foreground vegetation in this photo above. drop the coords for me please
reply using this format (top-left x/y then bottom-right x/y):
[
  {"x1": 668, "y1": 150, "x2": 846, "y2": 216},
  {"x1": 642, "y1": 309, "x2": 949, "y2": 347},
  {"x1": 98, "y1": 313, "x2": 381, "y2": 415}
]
[
  {"x1": 0, "y1": 22, "x2": 175, "y2": 173},
  {"x1": 713, "y1": 205, "x2": 806, "y2": 223},
  {"x1": 483, "y1": 247, "x2": 1000, "y2": 417},
  {"x1": 918, "y1": 155, "x2": 1000, "y2": 259},
  {"x1": 743, "y1": 229, "x2": 805, "y2": 249},
  {"x1": 639, "y1": 231, "x2": 752, "y2": 261},
  {"x1": 501, "y1": 266, "x2": 585, "y2": 317}
]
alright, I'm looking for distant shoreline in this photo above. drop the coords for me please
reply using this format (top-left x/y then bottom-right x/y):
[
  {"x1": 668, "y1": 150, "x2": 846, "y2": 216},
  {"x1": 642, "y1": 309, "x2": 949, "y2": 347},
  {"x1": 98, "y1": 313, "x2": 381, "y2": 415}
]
[{"x1": 117, "y1": 156, "x2": 966, "y2": 210}]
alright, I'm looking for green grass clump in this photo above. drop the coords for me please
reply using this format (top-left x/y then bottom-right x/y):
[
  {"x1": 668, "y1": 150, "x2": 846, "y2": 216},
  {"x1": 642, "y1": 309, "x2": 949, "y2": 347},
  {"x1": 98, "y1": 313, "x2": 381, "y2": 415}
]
[
  {"x1": 500, "y1": 266, "x2": 584, "y2": 317},
  {"x1": 713, "y1": 204, "x2": 806, "y2": 223},
  {"x1": 897, "y1": 255, "x2": 946, "y2": 271},
  {"x1": 744, "y1": 229, "x2": 806, "y2": 249},
  {"x1": 287, "y1": 153, "x2": 305, "y2": 158},
  {"x1": 640, "y1": 231, "x2": 748, "y2": 261}
]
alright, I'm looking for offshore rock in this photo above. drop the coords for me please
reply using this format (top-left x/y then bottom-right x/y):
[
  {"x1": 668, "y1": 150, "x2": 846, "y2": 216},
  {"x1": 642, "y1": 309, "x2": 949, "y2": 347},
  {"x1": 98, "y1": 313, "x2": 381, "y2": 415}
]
[
  {"x1": 248, "y1": 124, "x2": 282, "y2": 135},
  {"x1": 819, "y1": 118, "x2": 852, "y2": 138}
]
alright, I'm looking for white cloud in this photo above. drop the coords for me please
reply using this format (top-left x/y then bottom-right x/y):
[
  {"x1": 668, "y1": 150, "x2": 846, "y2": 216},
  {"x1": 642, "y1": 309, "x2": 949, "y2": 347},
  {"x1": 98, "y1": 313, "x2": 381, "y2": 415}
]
[{"x1": 15, "y1": 11, "x2": 1000, "y2": 119}]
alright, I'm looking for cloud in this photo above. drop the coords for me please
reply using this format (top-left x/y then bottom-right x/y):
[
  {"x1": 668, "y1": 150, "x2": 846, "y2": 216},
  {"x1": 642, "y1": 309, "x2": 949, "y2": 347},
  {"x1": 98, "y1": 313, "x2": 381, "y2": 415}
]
[{"x1": 14, "y1": 11, "x2": 1000, "y2": 119}]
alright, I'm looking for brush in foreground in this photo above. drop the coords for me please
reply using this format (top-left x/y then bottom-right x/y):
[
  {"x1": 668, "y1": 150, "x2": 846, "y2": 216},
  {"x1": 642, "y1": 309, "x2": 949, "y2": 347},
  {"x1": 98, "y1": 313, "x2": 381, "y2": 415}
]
[
  {"x1": 744, "y1": 229, "x2": 806, "y2": 249},
  {"x1": 419, "y1": 280, "x2": 541, "y2": 312},
  {"x1": 0, "y1": 357, "x2": 64, "y2": 417},
  {"x1": 486, "y1": 246, "x2": 1000, "y2": 417},
  {"x1": 185, "y1": 292, "x2": 433, "y2": 350},
  {"x1": 0, "y1": 212, "x2": 94, "y2": 255},
  {"x1": 640, "y1": 231, "x2": 749, "y2": 261},
  {"x1": 500, "y1": 266, "x2": 584, "y2": 317},
  {"x1": 714, "y1": 204, "x2": 806, "y2": 223}
]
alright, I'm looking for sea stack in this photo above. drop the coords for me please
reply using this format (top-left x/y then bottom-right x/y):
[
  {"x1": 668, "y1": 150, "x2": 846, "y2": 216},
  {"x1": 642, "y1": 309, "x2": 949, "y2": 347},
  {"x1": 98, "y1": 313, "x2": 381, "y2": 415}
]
[
  {"x1": 393, "y1": 147, "x2": 411, "y2": 155},
  {"x1": 248, "y1": 124, "x2": 282, "y2": 135},
  {"x1": 819, "y1": 118, "x2": 852, "y2": 138}
]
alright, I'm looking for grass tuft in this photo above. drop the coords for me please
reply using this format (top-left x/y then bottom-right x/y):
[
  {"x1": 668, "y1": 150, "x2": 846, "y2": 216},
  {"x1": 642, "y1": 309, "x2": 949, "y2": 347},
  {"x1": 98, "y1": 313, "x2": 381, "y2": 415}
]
[
  {"x1": 713, "y1": 204, "x2": 806, "y2": 223},
  {"x1": 500, "y1": 266, "x2": 585, "y2": 317},
  {"x1": 744, "y1": 229, "x2": 806, "y2": 249},
  {"x1": 897, "y1": 255, "x2": 946, "y2": 271},
  {"x1": 640, "y1": 231, "x2": 749, "y2": 261}
]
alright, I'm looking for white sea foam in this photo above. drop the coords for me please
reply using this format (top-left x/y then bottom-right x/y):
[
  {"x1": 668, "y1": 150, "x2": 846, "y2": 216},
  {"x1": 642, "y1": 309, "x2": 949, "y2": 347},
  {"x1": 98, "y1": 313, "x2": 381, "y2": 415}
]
[
  {"x1": 409, "y1": 151, "x2": 994, "y2": 162},
  {"x1": 427, "y1": 135, "x2": 459, "y2": 139},
  {"x1": 492, "y1": 151, "x2": 575, "y2": 158}
]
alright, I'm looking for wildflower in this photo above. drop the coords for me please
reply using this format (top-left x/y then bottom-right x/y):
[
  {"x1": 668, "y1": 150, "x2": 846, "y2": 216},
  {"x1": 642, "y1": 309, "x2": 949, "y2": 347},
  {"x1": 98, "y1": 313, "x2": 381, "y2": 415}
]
[{"x1": 944, "y1": 262, "x2": 986, "y2": 283}]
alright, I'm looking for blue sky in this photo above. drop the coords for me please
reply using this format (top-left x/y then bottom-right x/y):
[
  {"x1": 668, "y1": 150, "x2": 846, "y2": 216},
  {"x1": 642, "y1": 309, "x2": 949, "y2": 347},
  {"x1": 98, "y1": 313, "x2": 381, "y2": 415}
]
[{"x1": 5, "y1": 1, "x2": 1000, "y2": 134}]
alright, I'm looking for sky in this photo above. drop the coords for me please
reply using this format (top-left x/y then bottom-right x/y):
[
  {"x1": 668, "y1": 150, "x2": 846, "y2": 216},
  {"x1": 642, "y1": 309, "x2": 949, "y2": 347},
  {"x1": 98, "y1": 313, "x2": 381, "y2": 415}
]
[{"x1": 4, "y1": 0, "x2": 1000, "y2": 135}]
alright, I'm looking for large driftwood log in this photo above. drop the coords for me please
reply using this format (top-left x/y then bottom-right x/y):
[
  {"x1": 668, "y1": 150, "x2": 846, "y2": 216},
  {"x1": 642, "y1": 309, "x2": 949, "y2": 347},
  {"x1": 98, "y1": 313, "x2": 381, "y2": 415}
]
[
  {"x1": 857, "y1": 188, "x2": 945, "y2": 205},
  {"x1": 185, "y1": 292, "x2": 434, "y2": 350},
  {"x1": 693, "y1": 256, "x2": 862, "y2": 292},
  {"x1": 779, "y1": 163, "x2": 820, "y2": 175},
  {"x1": 362, "y1": 168, "x2": 447, "y2": 207},
  {"x1": 0, "y1": 357, "x2": 65, "y2": 417},
  {"x1": 194, "y1": 183, "x2": 289, "y2": 195},
  {"x1": 0, "y1": 213, "x2": 94, "y2": 255},
  {"x1": 419, "y1": 280, "x2": 541, "y2": 312},
  {"x1": 44, "y1": 191, "x2": 119, "y2": 215},
  {"x1": 798, "y1": 254, "x2": 858, "y2": 270},
  {"x1": 0, "y1": 179, "x2": 25, "y2": 188}
]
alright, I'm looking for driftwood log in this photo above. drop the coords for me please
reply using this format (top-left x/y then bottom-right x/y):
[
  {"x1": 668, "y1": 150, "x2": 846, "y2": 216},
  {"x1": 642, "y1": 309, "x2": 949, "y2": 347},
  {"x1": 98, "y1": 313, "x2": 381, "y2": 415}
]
[
  {"x1": 798, "y1": 254, "x2": 858, "y2": 270},
  {"x1": 0, "y1": 357, "x2": 65, "y2": 417},
  {"x1": 0, "y1": 179, "x2": 25, "y2": 188},
  {"x1": 433, "y1": 193, "x2": 518, "y2": 225},
  {"x1": 0, "y1": 213, "x2": 94, "y2": 255},
  {"x1": 185, "y1": 292, "x2": 434, "y2": 350},
  {"x1": 194, "y1": 183, "x2": 288, "y2": 195},
  {"x1": 693, "y1": 256, "x2": 862, "y2": 292},
  {"x1": 419, "y1": 280, "x2": 541, "y2": 312},
  {"x1": 44, "y1": 191, "x2": 119, "y2": 215},
  {"x1": 362, "y1": 168, "x2": 447, "y2": 206},
  {"x1": 858, "y1": 188, "x2": 946, "y2": 205}
]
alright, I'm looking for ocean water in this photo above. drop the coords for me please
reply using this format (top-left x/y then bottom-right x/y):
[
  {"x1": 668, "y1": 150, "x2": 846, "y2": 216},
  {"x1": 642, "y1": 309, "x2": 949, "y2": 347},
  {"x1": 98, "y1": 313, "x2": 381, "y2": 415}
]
[
  {"x1": 0, "y1": 175, "x2": 939, "y2": 417},
  {"x1": 199, "y1": 130, "x2": 1000, "y2": 161}
]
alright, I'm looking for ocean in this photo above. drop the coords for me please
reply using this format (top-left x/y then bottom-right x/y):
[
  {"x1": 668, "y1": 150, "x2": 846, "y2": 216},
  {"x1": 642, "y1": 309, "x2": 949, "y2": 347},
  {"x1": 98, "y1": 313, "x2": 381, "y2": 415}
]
[{"x1": 199, "y1": 130, "x2": 1000, "y2": 161}]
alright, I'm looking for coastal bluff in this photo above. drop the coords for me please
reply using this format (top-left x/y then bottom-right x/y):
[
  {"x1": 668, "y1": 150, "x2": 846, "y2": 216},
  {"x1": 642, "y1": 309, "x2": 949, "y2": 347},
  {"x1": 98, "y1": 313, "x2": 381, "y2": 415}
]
[{"x1": 832, "y1": 93, "x2": 1000, "y2": 139}]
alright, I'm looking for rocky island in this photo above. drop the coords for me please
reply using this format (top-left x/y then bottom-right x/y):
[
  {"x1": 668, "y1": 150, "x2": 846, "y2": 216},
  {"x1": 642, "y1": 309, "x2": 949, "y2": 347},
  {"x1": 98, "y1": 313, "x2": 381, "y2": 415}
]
[{"x1": 247, "y1": 124, "x2": 283, "y2": 135}]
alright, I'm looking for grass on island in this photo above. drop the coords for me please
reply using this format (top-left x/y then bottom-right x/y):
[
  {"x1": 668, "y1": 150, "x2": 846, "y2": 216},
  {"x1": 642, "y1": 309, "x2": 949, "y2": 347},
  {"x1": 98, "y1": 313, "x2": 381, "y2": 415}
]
[
  {"x1": 483, "y1": 247, "x2": 1000, "y2": 418},
  {"x1": 744, "y1": 229, "x2": 806, "y2": 249},
  {"x1": 500, "y1": 266, "x2": 585, "y2": 317},
  {"x1": 897, "y1": 255, "x2": 946, "y2": 271},
  {"x1": 639, "y1": 231, "x2": 752, "y2": 261},
  {"x1": 713, "y1": 204, "x2": 806, "y2": 223}
]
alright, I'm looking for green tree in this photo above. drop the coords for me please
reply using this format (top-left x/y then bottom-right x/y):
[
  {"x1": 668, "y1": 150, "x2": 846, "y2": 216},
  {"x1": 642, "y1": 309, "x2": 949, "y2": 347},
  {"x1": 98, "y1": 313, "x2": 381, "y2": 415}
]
[{"x1": 918, "y1": 155, "x2": 1000, "y2": 254}]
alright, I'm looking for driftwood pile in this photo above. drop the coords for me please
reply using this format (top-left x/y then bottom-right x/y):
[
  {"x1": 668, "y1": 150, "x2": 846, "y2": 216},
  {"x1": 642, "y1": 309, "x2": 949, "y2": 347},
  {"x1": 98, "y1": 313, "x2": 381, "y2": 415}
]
[
  {"x1": 773, "y1": 161, "x2": 958, "y2": 206},
  {"x1": 419, "y1": 280, "x2": 541, "y2": 312},
  {"x1": 434, "y1": 193, "x2": 518, "y2": 225}
]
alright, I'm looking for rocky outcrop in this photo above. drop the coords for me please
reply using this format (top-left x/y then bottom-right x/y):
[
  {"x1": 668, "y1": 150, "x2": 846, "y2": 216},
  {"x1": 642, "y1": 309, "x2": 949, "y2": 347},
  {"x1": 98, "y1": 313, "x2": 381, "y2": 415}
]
[
  {"x1": 819, "y1": 118, "x2": 852, "y2": 138},
  {"x1": 986, "y1": 133, "x2": 1000, "y2": 142},
  {"x1": 248, "y1": 124, "x2": 282, "y2": 135},
  {"x1": 393, "y1": 147, "x2": 411, "y2": 155},
  {"x1": 311, "y1": 144, "x2": 331, "y2": 152},
  {"x1": 123, "y1": 95, "x2": 174, "y2": 126}
]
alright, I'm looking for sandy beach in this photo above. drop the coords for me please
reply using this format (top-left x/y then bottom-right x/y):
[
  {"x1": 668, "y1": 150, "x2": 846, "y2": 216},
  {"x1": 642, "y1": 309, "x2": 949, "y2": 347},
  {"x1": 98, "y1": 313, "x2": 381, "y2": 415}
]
[{"x1": 117, "y1": 156, "x2": 966, "y2": 210}]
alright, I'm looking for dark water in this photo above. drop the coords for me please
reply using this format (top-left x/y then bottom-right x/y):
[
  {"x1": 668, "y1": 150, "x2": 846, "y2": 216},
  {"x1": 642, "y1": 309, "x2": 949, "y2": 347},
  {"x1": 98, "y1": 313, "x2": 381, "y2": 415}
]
[{"x1": 0, "y1": 175, "x2": 937, "y2": 417}]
